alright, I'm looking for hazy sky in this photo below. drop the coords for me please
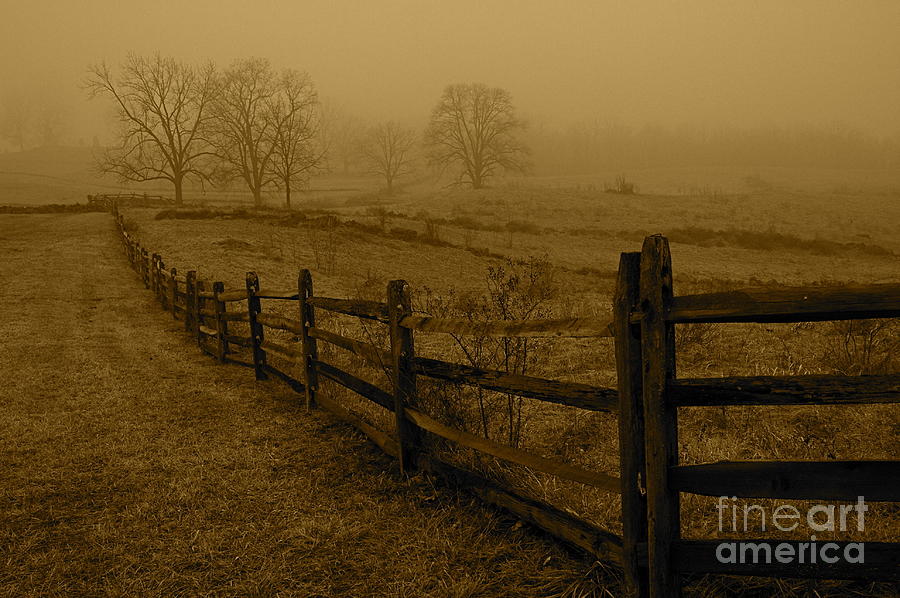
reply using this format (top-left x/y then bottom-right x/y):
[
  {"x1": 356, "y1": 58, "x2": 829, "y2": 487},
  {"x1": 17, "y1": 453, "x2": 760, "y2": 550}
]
[{"x1": 2, "y1": 0, "x2": 899, "y2": 143}]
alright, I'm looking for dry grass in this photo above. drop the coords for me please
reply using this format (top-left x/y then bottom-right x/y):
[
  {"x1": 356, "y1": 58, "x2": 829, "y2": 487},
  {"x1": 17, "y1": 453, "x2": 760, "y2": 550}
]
[
  {"x1": 0, "y1": 213, "x2": 622, "y2": 597},
  {"x1": 120, "y1": 178, "x2": 900, "y2": 596}
]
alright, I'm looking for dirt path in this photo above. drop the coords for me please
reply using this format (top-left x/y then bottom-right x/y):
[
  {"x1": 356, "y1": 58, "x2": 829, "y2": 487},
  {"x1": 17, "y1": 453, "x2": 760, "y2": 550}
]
[{"x1": 0, "y1": 213, "x2": 607, "y2": 597}]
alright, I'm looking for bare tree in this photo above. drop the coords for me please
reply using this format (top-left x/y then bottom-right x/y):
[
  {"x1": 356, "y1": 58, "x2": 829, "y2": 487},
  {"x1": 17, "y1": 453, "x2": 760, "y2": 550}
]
[
  {"x1": 359, "y1": 121, "x2": 416, "y2": 194},
  {"x1": 210, "y1": 58, "x2": 280, "y2": 207},
  {"x1": 85, "y1": 54, "x2": 216, "y2": 205},
  {"x1": 270, "y1": 70, "x2": 324, "y2": 208},
  {"x1": 424, "y1": 83, "x2": 529, "y2": 189}
]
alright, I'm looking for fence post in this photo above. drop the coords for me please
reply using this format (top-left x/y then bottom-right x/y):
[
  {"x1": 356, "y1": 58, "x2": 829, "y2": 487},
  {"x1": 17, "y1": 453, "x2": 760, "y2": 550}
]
[
  {"x1": 298, "y1": 269, "x2": 318, "y2": 409},
  {"x1": 245, "y1": 272, "x2": 268, "y2": 380},
  {"x1": 639, "y1": 235, "x2": 679, "y2": 598},
  {"x1": 158, "y1": 258, "x2": 167, "y2": 308},
  {"x1": 195, "y1": 279, "x2": 206, "y2": 349},
  {"x1": 212, "y1": 282, "x2": 228, "y2": 363},
  {"x1": 614, "y1": 251, "x2": 648, "y2": 598},
  {"x1": 170, "y1": 268, "x2": 178, "y2": 319},
  {"x1": 185, "y1": 271, "x2": 196, "y2": 333},
  {"x1": 387, "y1": 280, "x2": 419, "y2": 474}
]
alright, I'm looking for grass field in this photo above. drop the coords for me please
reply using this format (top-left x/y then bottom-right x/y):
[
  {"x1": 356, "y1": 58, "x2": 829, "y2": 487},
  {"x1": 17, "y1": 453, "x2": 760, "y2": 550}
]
[
  {"x1": 0, "y1": 213, "x2": 628, "y2": 597},
  {"x1": 2, "y1": 159, "x2": 898, "y2": 596}
]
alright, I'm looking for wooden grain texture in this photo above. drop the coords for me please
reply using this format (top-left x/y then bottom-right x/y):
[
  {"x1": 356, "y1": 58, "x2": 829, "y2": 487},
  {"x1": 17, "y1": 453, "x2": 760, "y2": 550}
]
[
  {"x1": 256, "y1": 313, "x2": 303, "y2": 335},
  {"x1": 317, "y1": 393, "x2": 399, "y2": 457},
  {"x1": 257, "y1": 288, "x2": 299, "y2": 300},
  {"x1": 670, "y1": 374, "x2": 900, "y2": 406},
  {"x1": 223, "y1": 334, "x2": 253, "y2": 347},
  {"x1": 665, "y1": 283, "x2": 900, "y2": 324},
  {"x1": 414, "y1": 357, "x2": 618, "y2": 412},
  {"x1": 404, "y1": 406, "x2": 621, "y2": 492},
  {"x1": 388, "y1": 280, "x2": 420, "y2": 474},
  {"x1": 399, "y1": 315, "x2": 615, "y2": 338},
  {"x1": 308, "y1": 326, "x2": 392, "y2": 368},
  {"x1": 212, "y1": 281, "x2": 228, "y2": 363},
  {"x1": 673, "y1": 540, "x2": 899, "y2": 580},
  {"x1": 184, "y1": 271, "x2": 196, "y2": 333},
  {"x1": 216, "y1": 289, "x2": 250, "y2": 302},
  {"x1": 671, "y1": 460, "x2": 900, "y2": 502},
  {"x1": 417, "y1": 453, "x2": 624, "y2": 562},
  {"x1": 194, "y1": 279, "x2": 207, "y2": 349},
  {"x1": 314, "y1": 360, "x2": 394, "y2": 412},
  {"x1": 245, "y1": 272, "x2": 268, "y2": 380},
  {"x1": 639, "y1": 235, "x2": 680, "y2": 598},
  {"x1": 298, "y1": 269, "x2": 318, "y2": 409},
  {"x1": 309, "y1": 296, "x2": 390, "y2": 322},
  {"x1": 614, "y1": 251, "x2": 648, "y2": 598}
]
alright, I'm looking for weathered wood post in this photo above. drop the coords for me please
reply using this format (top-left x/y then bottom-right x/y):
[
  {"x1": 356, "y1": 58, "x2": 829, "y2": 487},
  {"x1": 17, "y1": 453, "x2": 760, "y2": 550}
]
[
  {"x1": 185, "y1": 271, "x2": 196, "y2": 333},
  {"x1": 169, "y1": 268, "x2": 178, "y2": 319},
  {"x1": 298, "y1": 269, "x2": 318, "y2": 409},
  {"x1": 246, "y1": 272, "x2": 268, "y2": 380},
  {"x1": 639, "y1": 235, "x2": 679, "y2": 598},
  {"x1": 195, "y1": 279, "x2": 206, "y2": 349},
  {"x1": 212, "y1": 282, "x2": 228, "y2": 363},
  {"x1": 614, "y1": 251, "x2": 648, "y2": 598},
  {"x1": 156, "y1": 255, "x2": 169, "y2": 310},
  {"x1": 387, "y1": 280, "x2": 420, "y2": 474}
]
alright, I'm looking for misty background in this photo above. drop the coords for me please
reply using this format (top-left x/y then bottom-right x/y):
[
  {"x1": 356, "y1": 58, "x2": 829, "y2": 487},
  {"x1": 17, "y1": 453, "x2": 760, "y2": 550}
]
[{"x1": 2, "y1": 1, "x2": 900, "y2": 174}]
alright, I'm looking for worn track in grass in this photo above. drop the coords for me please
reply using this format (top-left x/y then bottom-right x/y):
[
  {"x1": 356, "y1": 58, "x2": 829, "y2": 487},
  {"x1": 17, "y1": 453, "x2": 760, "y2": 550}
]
[{"x1": 0, "y1": 213, "x2": 610, "y2": 597}]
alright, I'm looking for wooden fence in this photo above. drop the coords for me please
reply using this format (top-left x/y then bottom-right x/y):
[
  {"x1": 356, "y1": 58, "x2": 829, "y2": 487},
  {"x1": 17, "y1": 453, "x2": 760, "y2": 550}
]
[{"x1": 111, "y1": 205, "x2": 900, "y2": 597}]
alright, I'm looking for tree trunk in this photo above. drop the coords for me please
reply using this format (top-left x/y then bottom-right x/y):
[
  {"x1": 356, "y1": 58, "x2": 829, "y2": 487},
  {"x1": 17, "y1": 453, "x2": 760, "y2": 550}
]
[
  {"x1": 174, "y1": 175, "x2": 184, "y2": 206},
  {"x1": 386, "y1": 175, "x2": 393, "y2": 195},
  {"x1": 252, "y1": 186, "x2": 262, "y2": 208},
  {"x1": 285, "y1": 179, "x2": 291, "y2": 209}
]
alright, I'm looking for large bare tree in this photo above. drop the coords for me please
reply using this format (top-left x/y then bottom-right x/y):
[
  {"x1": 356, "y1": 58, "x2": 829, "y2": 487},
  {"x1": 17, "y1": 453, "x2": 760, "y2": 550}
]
[
  {"x1": 424, "y1": 83, "x2": 529, "y2": 189},
  {"x1": 270, "y1": 70, "x2": 324, "y2": 208},
  {"x1": 210, "y1": 58, "x2": 279, "y2": 207},
  {"x1": 359, "y1": 121, "x2": 416, "y2": 194},
  {"x1": 85, "y1": 54, "x2": 216, "y2": 205}
]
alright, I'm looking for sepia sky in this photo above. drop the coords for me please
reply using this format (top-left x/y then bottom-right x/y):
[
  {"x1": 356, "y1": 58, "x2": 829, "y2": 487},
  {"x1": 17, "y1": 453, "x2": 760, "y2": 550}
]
[{"x1": 2, "y1": 0, "x2": 899, "y2": 143}]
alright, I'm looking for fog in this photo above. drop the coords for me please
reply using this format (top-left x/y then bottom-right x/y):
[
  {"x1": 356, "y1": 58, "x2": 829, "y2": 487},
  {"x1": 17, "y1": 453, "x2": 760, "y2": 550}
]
[{"x1": 3, "y1": 1, "x2": 899, "y2": 156}]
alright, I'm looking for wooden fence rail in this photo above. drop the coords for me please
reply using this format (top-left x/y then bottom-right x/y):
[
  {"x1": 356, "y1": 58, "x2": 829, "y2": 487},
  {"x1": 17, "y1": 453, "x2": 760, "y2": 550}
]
[{"x1": 110, "y1": 204, "x2": 899, "y2": 597}]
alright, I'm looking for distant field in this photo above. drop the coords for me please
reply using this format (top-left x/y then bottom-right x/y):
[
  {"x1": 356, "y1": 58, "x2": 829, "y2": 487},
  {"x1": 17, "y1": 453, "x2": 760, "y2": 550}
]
[
  {"x1": 5, "y1": 153, "x2": 899, "y2": 595},
  {"x1": 124, "y1": 177, "x2": 899, "y2": 578}
]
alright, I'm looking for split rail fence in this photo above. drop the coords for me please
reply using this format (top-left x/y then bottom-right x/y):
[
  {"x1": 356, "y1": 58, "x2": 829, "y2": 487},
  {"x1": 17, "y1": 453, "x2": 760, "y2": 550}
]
[{"x1": 112, "y1": 206, "x2": 899, "y2": 597}]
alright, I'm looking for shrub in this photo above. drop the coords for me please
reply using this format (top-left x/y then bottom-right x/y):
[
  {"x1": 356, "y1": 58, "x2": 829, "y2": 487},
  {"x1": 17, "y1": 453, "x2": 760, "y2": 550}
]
[
  {"x1": 416, "y1": 256, "x2": 558, "y2": 449},
  {"x1": 818, "y1": 319, "x2": 899, "y2": 375}
]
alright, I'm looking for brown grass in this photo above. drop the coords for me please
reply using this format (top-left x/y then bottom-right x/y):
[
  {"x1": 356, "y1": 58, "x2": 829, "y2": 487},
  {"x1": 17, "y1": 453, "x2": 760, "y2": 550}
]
[{"x1": 0, "y1": 213, "x2": 622, "y2": 597}]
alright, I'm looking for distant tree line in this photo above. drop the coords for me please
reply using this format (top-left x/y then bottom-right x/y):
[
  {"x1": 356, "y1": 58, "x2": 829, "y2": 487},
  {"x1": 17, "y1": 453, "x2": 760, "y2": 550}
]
[
  {"x1": 85, "y1": 54, "x2": 530, "y2": 206},
  {"x1": 77, "y1": 53, "x2": 900, "y2": 206}
]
